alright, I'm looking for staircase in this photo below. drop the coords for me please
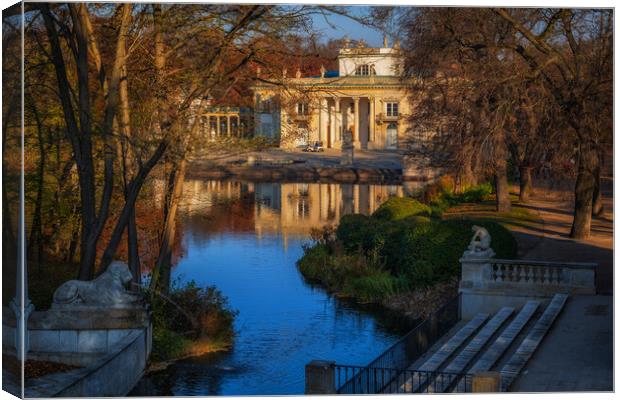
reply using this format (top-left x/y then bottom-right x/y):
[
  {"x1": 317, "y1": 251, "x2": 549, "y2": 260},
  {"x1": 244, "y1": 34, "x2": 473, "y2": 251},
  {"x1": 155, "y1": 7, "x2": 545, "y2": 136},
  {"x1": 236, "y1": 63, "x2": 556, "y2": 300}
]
[{"x1": 394, "y1": 293, "x2": 568, "y2": 393}]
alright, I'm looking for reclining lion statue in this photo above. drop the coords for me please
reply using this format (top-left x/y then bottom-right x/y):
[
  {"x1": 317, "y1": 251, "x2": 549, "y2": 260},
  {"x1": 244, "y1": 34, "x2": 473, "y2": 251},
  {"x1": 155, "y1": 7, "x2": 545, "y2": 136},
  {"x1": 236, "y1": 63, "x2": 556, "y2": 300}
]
[{"x1": 52, "y1": 261, "x2": 141, "y2": 308}]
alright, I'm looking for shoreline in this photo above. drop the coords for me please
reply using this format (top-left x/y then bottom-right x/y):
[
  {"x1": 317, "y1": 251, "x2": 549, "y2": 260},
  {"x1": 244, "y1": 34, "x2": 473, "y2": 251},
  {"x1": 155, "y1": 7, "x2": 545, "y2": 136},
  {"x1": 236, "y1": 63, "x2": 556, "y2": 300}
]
[
  {"x1": 301, "y1": 274, "x2": 459, "y2": 324},
  {"x1": 146, "y1": 339, "x2": 232, "y2": 373},
  {"x1": 187, "y1": 161, "x2": 403, "y2": 184}
]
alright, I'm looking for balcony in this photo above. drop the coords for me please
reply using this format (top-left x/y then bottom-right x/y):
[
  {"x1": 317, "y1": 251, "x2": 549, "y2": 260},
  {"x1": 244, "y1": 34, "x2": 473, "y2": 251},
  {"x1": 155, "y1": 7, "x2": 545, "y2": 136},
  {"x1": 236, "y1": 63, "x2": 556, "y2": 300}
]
[
  {"x1": 376, "y1": 112, "x2": 399, "y2": 123},
  {"x1": 292, "y1": 113, "x2": 311, "y2": 121}
]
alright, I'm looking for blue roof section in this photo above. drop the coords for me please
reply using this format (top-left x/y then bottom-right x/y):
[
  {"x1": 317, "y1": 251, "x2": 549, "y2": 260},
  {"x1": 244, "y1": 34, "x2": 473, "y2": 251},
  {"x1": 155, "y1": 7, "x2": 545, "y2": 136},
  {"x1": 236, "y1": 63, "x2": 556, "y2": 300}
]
[{"x1": 309, "y1": 70, "x2": 339, "y2": 78}]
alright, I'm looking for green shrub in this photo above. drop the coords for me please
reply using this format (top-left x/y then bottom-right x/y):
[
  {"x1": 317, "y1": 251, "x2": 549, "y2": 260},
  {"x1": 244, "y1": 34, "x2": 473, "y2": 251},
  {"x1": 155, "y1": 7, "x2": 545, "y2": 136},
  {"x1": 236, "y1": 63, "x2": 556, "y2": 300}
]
[
  {"x1": 299, "y1": 219, "x2": 516, "y2": 301},
  {"x1": 151, "y1": 328, "x2": 192, "y2": 362},
  {"x1": 372, "y1": 197, "x2": 432, "y2": 221},
  {"x1": 439, "y1": 219, "x2": 518, "y2": 260},
  {"x1": 343, "y1": 270, "x2": 404, "y2": 302},
  {"x1": 297, "y1": 193, "x2": 518, "y2": 304},
  {"x1": 149, "y1": 280, "x2": 237, "y2": 361},
  {"x1": 336, "y1": 214, "x2": 379, "y2": 253},
  {"x1": 461, "y1": 183, "x2": 493, "y2": 203}
]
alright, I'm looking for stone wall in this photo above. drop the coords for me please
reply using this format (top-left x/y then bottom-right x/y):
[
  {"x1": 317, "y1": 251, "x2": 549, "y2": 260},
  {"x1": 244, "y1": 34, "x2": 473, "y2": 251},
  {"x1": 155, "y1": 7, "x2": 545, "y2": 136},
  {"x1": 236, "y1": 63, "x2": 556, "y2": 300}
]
[
  {"x1": 25, "y1": 329, "x2": 150, "y2": 397},
  {"x1": 3, "y1": 305, "x2": 152, "y2": 396},
  {"x1": 459, "y1": 256, "x2": 597, "y2": 319}
]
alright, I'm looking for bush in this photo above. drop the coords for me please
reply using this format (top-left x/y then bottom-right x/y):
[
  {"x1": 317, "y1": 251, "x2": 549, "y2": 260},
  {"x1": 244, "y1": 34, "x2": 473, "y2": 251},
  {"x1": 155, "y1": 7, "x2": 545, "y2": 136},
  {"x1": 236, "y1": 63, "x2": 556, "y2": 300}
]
[
  {"x1": 297, "y1": 205, "x2": 518, "y2": 303},
  {"x1": 336, "y1": 214, "x2": 379, "y2": 253},
  {"x1": 427, "y1": 182, "x2": 495, "y2": 217},
  {"x1": 372, "y1": 197, "x2": 432, "y2": 221},
  {"x1": 461, "y1": 182, "x2": 493, "y2": 203},
  {"x1": 149, "y1": 280, "x2": 237, "y2": 361}
]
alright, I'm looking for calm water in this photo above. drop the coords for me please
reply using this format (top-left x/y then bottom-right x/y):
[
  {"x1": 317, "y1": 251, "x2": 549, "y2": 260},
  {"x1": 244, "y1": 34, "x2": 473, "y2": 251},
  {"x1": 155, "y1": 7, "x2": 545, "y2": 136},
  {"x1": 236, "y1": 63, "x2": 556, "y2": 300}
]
[{"x1": 132, "y1": 180, "x2": 411, "y2": 396}]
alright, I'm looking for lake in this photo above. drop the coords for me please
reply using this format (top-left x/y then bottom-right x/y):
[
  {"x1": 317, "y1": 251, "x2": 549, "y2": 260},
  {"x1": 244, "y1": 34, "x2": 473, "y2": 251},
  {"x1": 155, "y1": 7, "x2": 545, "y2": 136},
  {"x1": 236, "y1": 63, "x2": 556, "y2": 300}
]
[{"x1": 131, "y1": 179, "x2": 411, "y2": 396}]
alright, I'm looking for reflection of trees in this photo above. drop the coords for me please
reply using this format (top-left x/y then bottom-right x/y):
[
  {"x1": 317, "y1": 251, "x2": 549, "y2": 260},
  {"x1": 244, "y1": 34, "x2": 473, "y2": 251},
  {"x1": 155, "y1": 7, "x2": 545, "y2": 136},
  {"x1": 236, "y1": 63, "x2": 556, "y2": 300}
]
[
  {"x1": 181, "y1": 180, "x2": 257, "y2": 237},
  {"x1": 130, "y1": 355, "x2": 228, "y2": 396}
]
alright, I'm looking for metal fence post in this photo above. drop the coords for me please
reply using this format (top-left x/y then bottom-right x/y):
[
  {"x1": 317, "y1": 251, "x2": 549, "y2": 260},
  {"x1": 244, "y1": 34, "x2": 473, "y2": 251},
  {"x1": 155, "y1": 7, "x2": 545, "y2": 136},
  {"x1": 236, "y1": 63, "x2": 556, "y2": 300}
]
[{"x1": 305, "y1": 360, "x2": 336, "y2": 394}]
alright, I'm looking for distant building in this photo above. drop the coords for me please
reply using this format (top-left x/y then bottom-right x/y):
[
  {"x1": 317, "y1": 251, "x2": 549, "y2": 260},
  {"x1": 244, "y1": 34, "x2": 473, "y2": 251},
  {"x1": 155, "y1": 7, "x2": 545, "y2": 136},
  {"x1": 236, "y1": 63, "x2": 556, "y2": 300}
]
[
  {"x1": 198, "y1": 106, "x2": 254, "y2": 139},
  {"x1": 251, "y1": 36, "x2": 412, "y2": 150}
]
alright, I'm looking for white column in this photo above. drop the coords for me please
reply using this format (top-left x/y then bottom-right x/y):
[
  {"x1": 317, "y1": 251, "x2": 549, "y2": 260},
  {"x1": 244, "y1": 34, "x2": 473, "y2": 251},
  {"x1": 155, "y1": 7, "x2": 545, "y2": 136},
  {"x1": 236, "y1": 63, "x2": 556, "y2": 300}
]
[
  {"x1": 334, "y1": 98, "x2": 342, "y2": 144},
  {"x1": 353, "y1": 97, "x2": 360, "y2": 148},
  {"x1": 369, "y1": 97, "x2": 375, "y2": 145},
  {"x1": 320, "y1": 97, "x2": 328, "y2": 144},
  {"x1": 329, "y1": 98, "x2": 336, "y2": 147}
]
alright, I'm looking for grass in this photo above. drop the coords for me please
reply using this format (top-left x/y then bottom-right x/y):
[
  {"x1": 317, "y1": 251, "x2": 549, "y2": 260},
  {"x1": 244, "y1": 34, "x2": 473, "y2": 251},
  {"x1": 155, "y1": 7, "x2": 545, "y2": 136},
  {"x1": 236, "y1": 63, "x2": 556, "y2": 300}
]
[{"x1": 442, "y1": 198, "x2": 542, "y2": 231}]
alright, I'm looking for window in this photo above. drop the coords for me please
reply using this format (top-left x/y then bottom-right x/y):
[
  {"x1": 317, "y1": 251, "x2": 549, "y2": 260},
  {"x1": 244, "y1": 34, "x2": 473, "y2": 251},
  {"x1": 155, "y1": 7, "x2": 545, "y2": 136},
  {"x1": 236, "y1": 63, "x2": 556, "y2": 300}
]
[
  {"x1": 386, "y1": 102, "x2": 399, "y2": 117},
  {"x1": 297, "y1": 102, "x2": 309, "y2": 115},
  {"x1": 355, "y1": 64, "x2": 369, "y2": 76}
]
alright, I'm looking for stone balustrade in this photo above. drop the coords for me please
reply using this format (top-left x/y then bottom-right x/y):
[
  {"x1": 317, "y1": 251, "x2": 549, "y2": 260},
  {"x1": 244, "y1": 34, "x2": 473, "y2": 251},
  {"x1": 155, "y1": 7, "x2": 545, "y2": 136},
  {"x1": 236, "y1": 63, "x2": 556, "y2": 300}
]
[{"x1": 459, "y1": 254, "x2": 597, "y2": 318}]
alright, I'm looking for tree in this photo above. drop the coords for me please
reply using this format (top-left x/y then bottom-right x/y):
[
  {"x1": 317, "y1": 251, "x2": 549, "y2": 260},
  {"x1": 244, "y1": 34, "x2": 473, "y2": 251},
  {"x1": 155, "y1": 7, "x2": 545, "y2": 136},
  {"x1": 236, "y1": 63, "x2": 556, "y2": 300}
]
[
  {"x1": 491, "y1": 8, "x2": 612, "y2": 238},
  {"x1": 382, "y1": 7, "x2": 612, "y2": 232}
]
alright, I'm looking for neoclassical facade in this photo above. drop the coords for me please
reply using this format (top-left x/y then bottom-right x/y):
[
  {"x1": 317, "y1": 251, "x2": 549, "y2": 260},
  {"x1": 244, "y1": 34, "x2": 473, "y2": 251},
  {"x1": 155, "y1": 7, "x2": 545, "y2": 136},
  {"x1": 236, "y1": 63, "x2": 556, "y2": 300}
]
[
  {"x1": 199, "y1": 106, "x2": 254, "y2": 139},
  {"x1": 252, "y1": 38, "x2": 413, "y2": 150}
]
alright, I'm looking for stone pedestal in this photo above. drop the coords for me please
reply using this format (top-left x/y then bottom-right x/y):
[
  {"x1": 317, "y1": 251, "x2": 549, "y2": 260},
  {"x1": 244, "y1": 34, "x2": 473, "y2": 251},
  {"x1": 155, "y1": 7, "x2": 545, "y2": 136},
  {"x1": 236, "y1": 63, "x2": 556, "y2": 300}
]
[
  {"x1": 341, "y1": 129, "x2": 354, "y2": 166},
  {"x1": 305, "y1": 360, "x2": 336, "y2": 394},
  {"x1": 340, "y1": 147, "x2": 354, "y2": 166},
  {"x1": 472, "y1": 371, "x2": 501, "y2": 392}
]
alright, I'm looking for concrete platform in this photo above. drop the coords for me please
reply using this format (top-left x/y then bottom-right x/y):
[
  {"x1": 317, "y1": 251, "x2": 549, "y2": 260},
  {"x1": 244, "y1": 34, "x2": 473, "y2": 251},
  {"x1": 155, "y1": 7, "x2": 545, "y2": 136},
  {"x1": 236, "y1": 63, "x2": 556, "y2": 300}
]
[{"x1": 509, "y1": 295, "x2": 613, "y2": 392}]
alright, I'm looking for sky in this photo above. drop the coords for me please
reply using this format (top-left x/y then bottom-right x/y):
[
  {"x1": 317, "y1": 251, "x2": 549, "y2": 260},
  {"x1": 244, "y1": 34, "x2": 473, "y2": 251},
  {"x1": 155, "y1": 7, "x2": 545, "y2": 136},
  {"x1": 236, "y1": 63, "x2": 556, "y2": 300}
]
[{"x1": 310, "y1": 6, "x2": 386, "y2": 47}]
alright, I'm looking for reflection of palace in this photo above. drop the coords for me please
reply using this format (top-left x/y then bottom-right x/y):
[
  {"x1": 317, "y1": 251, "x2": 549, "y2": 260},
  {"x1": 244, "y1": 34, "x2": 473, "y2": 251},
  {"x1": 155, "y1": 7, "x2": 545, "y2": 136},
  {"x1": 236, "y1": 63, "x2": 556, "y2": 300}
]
[
  {"x1": 179, "y1": 180, "x2": 402, "y2": 239},
  {"x1": 254, "y1": 182, "x2": 402, "y2": 237}
]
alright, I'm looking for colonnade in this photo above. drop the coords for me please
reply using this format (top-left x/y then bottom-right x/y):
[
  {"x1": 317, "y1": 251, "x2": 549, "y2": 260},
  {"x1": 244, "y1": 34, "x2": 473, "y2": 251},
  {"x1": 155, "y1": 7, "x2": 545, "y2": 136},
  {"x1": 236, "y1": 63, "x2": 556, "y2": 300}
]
[
  {"x1": 203, "y1": 114, "x2": 253, "y2": 138},
  {"x1": 317, "y1": 96, "x2": 378, "y2": 149}
]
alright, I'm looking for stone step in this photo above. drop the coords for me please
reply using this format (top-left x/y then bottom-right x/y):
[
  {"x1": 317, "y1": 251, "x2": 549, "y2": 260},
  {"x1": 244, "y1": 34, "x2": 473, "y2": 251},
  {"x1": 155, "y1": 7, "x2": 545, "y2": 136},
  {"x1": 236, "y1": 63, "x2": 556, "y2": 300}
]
[
  {"x1": 424, "y1": 307, "x2": 514, "y2": 393},
  {"x1": 397, "y1": 313, "x2": 489, "y2": 393},
  {"x1": 500, "y1": 294, "x2": 569, "y2": 391},
  {"x1": 452, "y1": 300, "x2": 540, "y2": 392}
]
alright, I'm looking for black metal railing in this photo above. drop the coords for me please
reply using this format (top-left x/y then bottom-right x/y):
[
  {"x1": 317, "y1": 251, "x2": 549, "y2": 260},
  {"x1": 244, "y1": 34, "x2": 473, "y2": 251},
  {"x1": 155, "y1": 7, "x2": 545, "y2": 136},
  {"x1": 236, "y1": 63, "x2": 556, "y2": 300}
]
[
  {"x1": 334, "y1": 365, "x2": 472, "y2": 394},
  {"x1": 370, "y1": 294, "x2": 460, "y2": 371},
  {"x1": 335, "y1": 294, "x2": 462, "y2": 394}
]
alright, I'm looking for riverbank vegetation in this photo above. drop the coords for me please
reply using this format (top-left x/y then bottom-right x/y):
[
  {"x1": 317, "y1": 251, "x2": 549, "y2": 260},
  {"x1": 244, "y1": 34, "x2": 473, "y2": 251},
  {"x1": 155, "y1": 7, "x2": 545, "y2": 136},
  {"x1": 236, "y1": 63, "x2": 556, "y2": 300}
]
[
  {"x1": 149, "y1": 281, "x2": 237, "y2": 362},
  {"x1": 297, "y1": 192, "x2": 517, "y2": 305}
]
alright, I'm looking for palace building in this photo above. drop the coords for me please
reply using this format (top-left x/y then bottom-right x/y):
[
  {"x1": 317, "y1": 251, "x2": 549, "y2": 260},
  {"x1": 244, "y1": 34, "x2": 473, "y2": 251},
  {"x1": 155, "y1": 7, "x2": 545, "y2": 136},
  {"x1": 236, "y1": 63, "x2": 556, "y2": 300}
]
[
  {"x1": 199, "y1": 106, "x2": 254, "y2": 139},
  {"x1": 251, "y1": 37, "x2": 413, "y2": 150}
]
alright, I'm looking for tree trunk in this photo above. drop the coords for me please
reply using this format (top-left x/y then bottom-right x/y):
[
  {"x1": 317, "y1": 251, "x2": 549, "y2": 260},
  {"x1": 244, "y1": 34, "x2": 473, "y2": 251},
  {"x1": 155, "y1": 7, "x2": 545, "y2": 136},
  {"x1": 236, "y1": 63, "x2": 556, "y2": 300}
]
[
  {"x1": 570, "y1": 140, "x2": 598, "y2": 239},
  {"x1": 518, "y1": 166, "x2": 532, "y2": 203},
  {"x1": 98, "y1": 141, "x2": 168, "y2": 269},
  {"x1": 150, "y1": 157, "x2": 187, "y2": 294},
  {"x1": 494, "y1": 158, "x2": 511, "y2": 212},
  {"x1": 127, "y1": 209, "x2": 141, "y2": 286},
  {"x1": 458, "y1": 152, "x2": 476, "y2": 193},
  {"x1": 592, "y1": 151, "x2": 604, "y2": 217},
  {"x1": 28, "y1": 106, "x2": 46, "y2": 269}
]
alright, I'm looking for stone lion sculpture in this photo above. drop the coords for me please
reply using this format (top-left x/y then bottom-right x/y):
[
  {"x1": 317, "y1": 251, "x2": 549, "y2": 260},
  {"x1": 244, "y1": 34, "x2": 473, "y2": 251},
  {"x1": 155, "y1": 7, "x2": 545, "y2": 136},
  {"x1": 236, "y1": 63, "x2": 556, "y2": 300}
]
[
  {"x1": 467, "y1": 225, "x2": 491, "y2": 253},
  {"x1": 52, "y1": 261, "x2": 141, "y2": 308}
]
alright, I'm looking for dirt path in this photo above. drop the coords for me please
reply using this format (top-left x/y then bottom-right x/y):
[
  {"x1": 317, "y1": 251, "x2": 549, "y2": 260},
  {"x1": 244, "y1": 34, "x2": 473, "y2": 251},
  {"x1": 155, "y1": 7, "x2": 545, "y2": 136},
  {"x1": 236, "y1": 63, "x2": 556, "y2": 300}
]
[{"x1": 509, "y1": 195, "x2": 613, "y2": 294}]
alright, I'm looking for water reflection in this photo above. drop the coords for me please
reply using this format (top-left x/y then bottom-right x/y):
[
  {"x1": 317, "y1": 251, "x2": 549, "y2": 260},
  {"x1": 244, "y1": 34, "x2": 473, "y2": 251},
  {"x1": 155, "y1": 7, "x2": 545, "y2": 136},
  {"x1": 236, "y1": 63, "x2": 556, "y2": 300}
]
[
  {"x1": 131, "y1": 179, "x2": 409, "y2": 396},
  {"x1": 181, "y1": 180, "x2": 403, "y2": 235}
]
